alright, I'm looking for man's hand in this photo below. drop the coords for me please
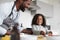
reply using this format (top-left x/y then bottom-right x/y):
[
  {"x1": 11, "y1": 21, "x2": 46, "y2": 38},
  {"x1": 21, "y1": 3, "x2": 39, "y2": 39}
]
[{"x1": 5, "y1": 30, "x2": 11, "y2": 35}]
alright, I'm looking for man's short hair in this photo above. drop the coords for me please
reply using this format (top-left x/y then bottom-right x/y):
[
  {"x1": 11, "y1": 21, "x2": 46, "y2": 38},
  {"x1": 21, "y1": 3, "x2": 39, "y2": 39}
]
[
  {"x1": 16, "y1": 0, "x2": 32, "y2": 2},
  {"x1": 23, "y1": 0, "x2": 32, "y2": 1}
]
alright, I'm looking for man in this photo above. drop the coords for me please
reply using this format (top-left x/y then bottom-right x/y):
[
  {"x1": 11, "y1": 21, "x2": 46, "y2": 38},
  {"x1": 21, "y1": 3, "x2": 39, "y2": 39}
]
[
  {"x1": 12, "y1": 0, "x2": 32, "y2": 32},
  {"x1": 0, "y1": 0, "x2": 32, "y2": 35}
]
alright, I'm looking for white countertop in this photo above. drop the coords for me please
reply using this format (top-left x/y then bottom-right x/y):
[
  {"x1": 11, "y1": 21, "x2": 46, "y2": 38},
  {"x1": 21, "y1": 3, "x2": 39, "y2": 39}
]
[
  {"x1": 20, "y1": 33, "x2": 37, "y2": 40},
  {"x1": 20, "y1": 33, "x2": 60, "y2": 40}
]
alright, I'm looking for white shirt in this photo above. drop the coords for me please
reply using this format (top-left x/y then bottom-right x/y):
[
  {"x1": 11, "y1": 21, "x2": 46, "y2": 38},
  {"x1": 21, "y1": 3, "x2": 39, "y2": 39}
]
[
  {"x1": 11, "y1": 4, "x2": 32, "y2": 32},
  {"x1": 32, "y1": 25, "x2": 46, "y2": 35}
]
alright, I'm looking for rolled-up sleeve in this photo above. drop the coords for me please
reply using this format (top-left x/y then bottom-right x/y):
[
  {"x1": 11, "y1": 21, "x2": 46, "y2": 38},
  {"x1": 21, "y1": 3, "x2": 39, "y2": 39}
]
[{"x1": 0, "y1": 27, "x2": 7, "y2": 35}]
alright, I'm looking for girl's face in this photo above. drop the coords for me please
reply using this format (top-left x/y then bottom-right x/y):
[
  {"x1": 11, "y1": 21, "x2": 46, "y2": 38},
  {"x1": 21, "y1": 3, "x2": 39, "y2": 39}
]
[{"x1": 36, "y1": 16, "x2": 43, "y2": 25}]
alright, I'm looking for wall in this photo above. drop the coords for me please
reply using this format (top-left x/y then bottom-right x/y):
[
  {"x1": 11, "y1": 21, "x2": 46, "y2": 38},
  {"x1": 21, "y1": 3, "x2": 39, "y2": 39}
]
[
  {"x1": 31, "y1": 0, "x2": 60, "y2": 35},
  {"x1": 0, "y1": 0, "x2": 15, "y2": 4},
  {"x1": 36, "y1": 0, "x2": 53, "y2": 18},
  {"x1": 51, "y1": 0, "x2": 60, "y2": 35},
  {"x1": 36, "y1": 0, "x2": 60, "y2": 35},
  {"x1": 38, "y1": 0, "x2": 54, "y2": 5},
  {"x1": 45, "y1": 0, "x2": 60, "y2": 35}
]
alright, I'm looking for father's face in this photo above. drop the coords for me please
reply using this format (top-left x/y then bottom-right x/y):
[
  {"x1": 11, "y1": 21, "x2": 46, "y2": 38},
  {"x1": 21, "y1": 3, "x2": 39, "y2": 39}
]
[
  {"x1": 24, "y1": 0, "x2": 31, "y2": 8},
  {"x1": 17, "y1": 0, "x2": 23, "y2": 3},
  {"x1": 18, "y1": 0, "x2": 31, "y2": 12}
]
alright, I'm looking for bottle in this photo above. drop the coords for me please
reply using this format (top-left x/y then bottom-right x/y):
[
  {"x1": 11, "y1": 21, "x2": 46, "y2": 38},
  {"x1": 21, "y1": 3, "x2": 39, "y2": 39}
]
[{"x1": 21, "y1": 23, "x2": 23, "y2": 27}]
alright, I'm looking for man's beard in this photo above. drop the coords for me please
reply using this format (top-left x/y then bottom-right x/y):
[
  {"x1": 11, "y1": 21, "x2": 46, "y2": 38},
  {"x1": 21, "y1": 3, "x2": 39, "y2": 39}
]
[{"x1": 17, "y1": 3, "x2": 25, "y2": 12}]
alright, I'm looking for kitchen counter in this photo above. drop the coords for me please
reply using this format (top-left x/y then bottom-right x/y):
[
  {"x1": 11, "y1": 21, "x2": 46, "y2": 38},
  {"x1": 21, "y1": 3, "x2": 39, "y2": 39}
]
[{"x1": 20, "y1": 33, "x2": 60, "y2": 40}]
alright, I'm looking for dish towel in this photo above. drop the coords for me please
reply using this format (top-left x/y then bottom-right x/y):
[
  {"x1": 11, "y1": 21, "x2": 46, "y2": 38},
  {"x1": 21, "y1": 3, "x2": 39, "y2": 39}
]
[
  {"x1": 37, "y1": 35, "x2": 47, "y2": 40},
  {"x1": 1, "y1": 35, "x2": 10, "y2": 40}
]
